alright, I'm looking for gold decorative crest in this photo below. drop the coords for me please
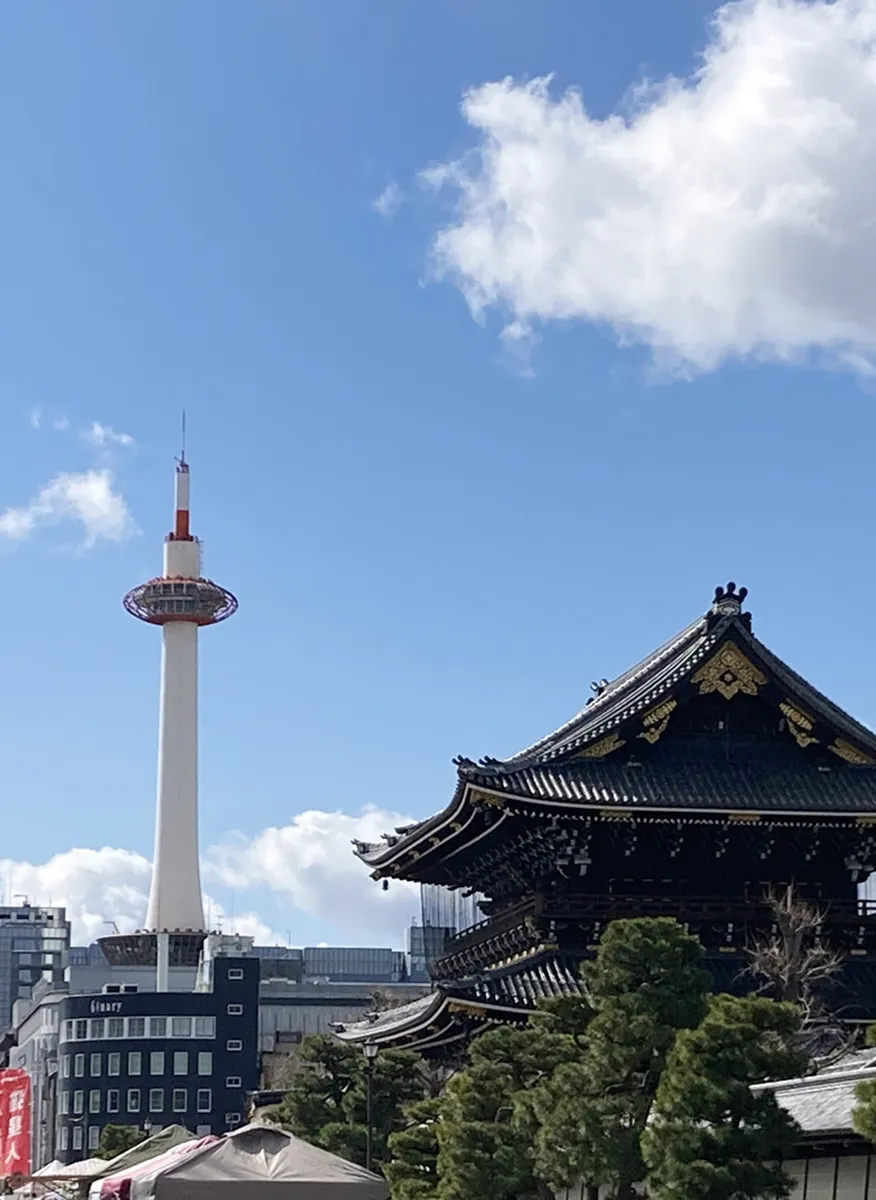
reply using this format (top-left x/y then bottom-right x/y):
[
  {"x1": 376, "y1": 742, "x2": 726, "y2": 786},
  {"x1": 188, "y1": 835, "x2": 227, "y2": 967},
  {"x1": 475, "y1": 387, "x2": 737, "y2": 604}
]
[
  {"x1": 829, "y1": 739, "x2": 875, "y2": 766},
  {"x1": 638, "y1": 699, "x2": 678, "y2": 745},
  {"x1": 448, "y1": 1001, "x2": 487, "y2": 1019},
  {"x1": 470, "y1": 789, "x2": 505, "y2": 808},
  {"x1": 779, "y1": 701, "x2": 819, "y2": 749},
  {"x1": 691, "y1": 644, "x2": 767, "y2": 700},
  {"x1": 578, "y1": 731, "x2": 625, "y2": 759}
]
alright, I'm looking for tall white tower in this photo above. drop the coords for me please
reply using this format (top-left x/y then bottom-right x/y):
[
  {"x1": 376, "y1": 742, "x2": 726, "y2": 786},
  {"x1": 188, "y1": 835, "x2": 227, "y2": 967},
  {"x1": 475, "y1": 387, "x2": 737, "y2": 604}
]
[{"x1": 118, "y1": 455, "x2": 237, "y2": 982}]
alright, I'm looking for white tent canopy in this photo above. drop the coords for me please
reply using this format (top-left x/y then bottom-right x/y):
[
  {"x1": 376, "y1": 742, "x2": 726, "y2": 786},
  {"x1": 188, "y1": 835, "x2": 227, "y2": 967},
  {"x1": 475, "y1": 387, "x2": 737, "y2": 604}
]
[{"x1": 89, "y1": 1125, "x2": 387, "y2": 1200}]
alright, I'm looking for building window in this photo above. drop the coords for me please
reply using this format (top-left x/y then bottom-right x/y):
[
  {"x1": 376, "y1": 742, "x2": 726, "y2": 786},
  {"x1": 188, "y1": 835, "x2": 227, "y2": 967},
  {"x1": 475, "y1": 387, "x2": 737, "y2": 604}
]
[
  {"x1": 62, "y1": 1055, "x2": 71, "y2": 1078},
  {"x1": 225, "y1": 1113, "x2": 241, "y2": 1127},
  {"x1": 194, "y1": 1016, "x2": 215, "y2": 1038},
  {"x1": 107, "y1": 1089, "x2": 120, "y2": 1114},
  {"x1": 72, "y1": 1125, "x2": 83, "y2": 1150},
  {"x1": 172, "y1": 1089, "x2": 187, "y2": 1113},
  {"x1": 227, "y1": 968, "x2": 244, "y2": 980},
  {"x1": 150, "y1": 1052, "x2": 165, "y2": 1076},
  {"x1": 196, "y1": 1088, "x2": 211, "y2": 1112},
  {"x1": 59, "y1": 1092, "x2": 69, "y2": 1115},
  {"x1": 149, "y1": 1088, "x2": 164, "y2": 1113},
  {"x1": 89, "y1": 1019, "x2": 105, "y2": 1040},
  {"x1": 127, "y1": 1089, "x2": 140, "y2": 1113},
  {"x1": 173, "y1": 1052, "x2": 188, "y2": 1076},
  {"x1": 58, "y1": 1126, "x2": 69, "y2": 1151},
  {"x1": 73, "y1": 1090, "x2": 84, "y2": 1115},
  {"x1": 75, "y1": 1019, "x2": 87, "y2": 1040},
  {"x1": 89, "y1": 1090, "x2": 101, "y2": 1114},
  {"x1": 128, "y1": 1017, "x2": 145, "y2": 1038},
  {"x1": 171, "y1": 1017, "x2": 191, "y2": 1038},
  {"x1": 63, "y1": 1020, "x2": 73, "y2": 1043},
  {"x1": 196, "y1": 1124, "x2": 211, "y2": 1136},
  {"x1": 149, "y1": 1017, "x2": 167, "y2": 1038},
  {"x1": 227, "y1": 1004, "x2": 243, "y2": 1016},
  {"x1": 88, "y1": 1126, "x2": 100, "y2": 1151},
  {"x1": 197, "y1": 1052, "x2": 212, "y2": 1076},
  {"x1": 90, "y1": 1053, "x2": 102, "y2": 1077},
  {"x1": 128, "y1": 1052, "x2": 142, "y2": 1076},
  {"x1": 74, "y1": 1054, "x2": 85, "y2": 1077},
  {"x1": 226, "y1": 1040, "x2": 242, "y2": 1052},
  {"x1": 226, "y1": 1077, "x2": 242, "y2": 1089},
  {"x1": 107, "y1": 1017, "x2": 125, "y2": 1039},
  {"x1": 108, "y1": 1053, "x2": 121, "y2": 1076}
]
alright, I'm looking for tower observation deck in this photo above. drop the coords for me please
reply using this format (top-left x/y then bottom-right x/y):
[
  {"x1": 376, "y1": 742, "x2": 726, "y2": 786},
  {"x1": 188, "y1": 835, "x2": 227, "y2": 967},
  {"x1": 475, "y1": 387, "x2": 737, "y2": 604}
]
[{"x1": 101, "y1": 456, "x2": 237, "y2": 979}]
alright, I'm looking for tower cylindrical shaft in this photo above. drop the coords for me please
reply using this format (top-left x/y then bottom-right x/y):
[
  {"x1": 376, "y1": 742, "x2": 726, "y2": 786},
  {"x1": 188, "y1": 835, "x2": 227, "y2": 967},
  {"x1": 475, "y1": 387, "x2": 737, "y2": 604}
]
[{"x1": 145, "y1": 619, "x2": 204, "y2": 932}]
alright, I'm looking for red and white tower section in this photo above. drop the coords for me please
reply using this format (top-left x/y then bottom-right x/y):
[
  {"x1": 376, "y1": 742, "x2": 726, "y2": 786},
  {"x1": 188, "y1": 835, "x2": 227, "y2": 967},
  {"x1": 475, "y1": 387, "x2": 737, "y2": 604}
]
[{"x1": 103, "y1": 459, "x2": 237, "y2": 980}]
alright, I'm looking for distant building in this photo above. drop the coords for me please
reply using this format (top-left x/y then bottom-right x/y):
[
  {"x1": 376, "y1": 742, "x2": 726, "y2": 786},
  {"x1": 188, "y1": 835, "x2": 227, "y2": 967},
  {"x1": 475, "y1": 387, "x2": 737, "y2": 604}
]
[{"x1": 0, "y1": 904, "x2": 69, "y2": 1030}]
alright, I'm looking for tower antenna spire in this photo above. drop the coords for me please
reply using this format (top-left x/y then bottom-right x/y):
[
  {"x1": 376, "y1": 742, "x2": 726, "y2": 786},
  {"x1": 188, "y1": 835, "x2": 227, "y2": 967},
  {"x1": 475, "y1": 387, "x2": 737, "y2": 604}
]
[{"x1": 179, "y1": 410, "x2": 187, "y2": 467}]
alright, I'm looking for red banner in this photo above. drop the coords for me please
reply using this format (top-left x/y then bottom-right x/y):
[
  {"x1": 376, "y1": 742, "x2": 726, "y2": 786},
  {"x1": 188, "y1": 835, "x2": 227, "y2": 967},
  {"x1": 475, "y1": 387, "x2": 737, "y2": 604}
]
[{"x1": 0, "y1": 1069, "x2": 31, "y2": 1177}]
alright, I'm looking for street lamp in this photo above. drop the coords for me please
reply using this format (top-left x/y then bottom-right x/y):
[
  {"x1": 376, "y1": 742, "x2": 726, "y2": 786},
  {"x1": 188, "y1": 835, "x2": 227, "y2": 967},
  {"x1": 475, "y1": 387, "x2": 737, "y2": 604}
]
[{"x1": 362, "y1": 1042, "x2": 379, "y2": 1172}]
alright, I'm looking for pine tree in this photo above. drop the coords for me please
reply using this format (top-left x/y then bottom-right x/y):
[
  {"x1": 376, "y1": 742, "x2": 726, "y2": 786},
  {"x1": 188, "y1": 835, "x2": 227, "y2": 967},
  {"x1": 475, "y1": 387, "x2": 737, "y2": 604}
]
[
  {"x1": 436, "y1": 1024, "x2": 570, "y2": 1200},
  {"x1": 277, "y1": 1035, "x2": 424, "y2": 1173},
  {"x1": 643, "y1": 994, "x2": 804, "y2": 1200},
  {"x1": 531, "y1": 917, "x2": 711, "y2": 1199},
  {"x1": 384, "y1": 1098, "x2": 441, "y2": 1200}
]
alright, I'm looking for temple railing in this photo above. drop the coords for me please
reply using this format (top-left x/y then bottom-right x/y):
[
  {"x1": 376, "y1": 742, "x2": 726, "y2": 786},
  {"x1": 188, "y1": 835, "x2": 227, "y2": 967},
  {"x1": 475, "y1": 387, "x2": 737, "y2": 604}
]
[
  {"x1": 428, "y1": 893, "x2": 876, "y2": 982},
  {"x1": 438, "y1": 895, "x2": 542, "y2": 957}
]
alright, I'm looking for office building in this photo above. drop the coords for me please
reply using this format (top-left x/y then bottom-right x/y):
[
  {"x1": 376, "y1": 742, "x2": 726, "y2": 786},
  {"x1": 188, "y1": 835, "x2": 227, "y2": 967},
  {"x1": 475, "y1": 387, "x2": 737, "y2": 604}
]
[{"x1": 0, "y1": 905, "x2": 69, "y2": 1031}]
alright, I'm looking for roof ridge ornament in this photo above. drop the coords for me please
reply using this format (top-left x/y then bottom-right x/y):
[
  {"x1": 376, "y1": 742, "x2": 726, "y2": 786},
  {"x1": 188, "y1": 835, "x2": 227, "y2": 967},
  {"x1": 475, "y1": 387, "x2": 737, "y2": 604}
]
[{"x1": 712, "y1": 581, "x2": 748, "y2": 616}]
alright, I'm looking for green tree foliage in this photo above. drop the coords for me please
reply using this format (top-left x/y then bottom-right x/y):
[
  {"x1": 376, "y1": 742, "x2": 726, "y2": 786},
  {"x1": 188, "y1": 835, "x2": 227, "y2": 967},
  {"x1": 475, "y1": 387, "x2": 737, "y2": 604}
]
[
  {"x1": 643, "y1": 994, "x2": 804, "y2": 1200},
  {"x1": 96, "y1": 1123, "x2": 148, "y2": 1159},
  {"x1": 436, "y1": 1024, "x2": 571, "y2": 1200},
  {"x1": 852, "y1": 1023, "x2": 876, "y2": 1141},
  {"x1": 277, "y1": 1035, "x2": 424, "y2": 1173},
  {"x1": 532, "y1": 917, "x2": 711, "y2": 1199},
  {"x1": 384, "y1": 1098, "x2": 441, "y2": 1200}
]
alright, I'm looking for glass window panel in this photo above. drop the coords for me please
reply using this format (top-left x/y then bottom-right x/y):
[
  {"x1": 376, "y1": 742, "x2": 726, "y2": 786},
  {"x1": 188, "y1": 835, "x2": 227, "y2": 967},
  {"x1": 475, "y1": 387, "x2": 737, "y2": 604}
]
[
  {"x1": 150, "y1": 1052, "x2": 165, "y2": 1076},
  {"x1": 90, "y1": 1054, "x2": 101, "y2": 1077},
  {"x1": 127, "y1": 1089, "x2": 140, "y2": 1113},
  {"x1": 149, "y1": 1088, "x2": 164, "y2": 1113},
  {"x1": 171, "y1": 1017, "x2": 191, "y2": 1037},
  {"x1": 128, "y1": 1052, "x2": 142, "y2": 1076},
  {"x1": 173, "y1": 1052, "x2": 188, "y2": 1076},
  {"x1": 172, "y1": 1089, "x2": 187, "y2": 1112},
  {"x1": 196, "y1": 1089, "x2": 211, "y2": 1113},
  {"x1": 150, "y1": 1017, "x2": 167, "y2": 1037},
  {"x1": 89, "y1": 1090, "x2": 101, "y2": 1114},
  {"x1": 128, "y1": 1017, "x2": 145, "y2": 1038},
  {"x1": 197, "y1": 1052, "x2": 212, "y2": 1076},
  {"x1": 108, "y1": 1053, "x2": 121, "y2": 1077}
]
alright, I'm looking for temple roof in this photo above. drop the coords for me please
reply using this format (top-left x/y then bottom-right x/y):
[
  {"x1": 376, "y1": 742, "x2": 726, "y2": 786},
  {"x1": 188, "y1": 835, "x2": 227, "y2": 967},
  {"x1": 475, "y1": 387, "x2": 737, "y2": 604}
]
[{"x1": 355, "y1": 583, "x2": 876, "y2": 879}]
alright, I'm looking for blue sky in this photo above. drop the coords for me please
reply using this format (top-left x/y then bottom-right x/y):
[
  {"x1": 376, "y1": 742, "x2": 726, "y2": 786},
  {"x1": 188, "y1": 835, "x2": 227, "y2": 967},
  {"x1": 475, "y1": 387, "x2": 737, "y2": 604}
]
[{"x1": 3, "y1": 0, "x2": 876, "y2": 949}]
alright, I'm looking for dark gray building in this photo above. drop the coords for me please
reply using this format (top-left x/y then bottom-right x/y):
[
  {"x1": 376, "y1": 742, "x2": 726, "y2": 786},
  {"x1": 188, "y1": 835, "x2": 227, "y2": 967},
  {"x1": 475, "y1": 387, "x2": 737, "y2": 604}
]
[{"x1": 0, "y1": 905, "x2": 69, "y2": 1030}]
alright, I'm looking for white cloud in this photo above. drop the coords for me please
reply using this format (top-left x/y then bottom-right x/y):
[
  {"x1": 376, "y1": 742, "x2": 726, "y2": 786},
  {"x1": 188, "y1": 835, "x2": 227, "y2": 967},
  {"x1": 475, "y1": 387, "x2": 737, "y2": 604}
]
[
  {"x1": 53, "y1": 416, "x2": 70, "y2": 432},
  {"x1": 0, "y1": 848, "x2": 281, "y2": 946},
  {"x1": 0, "y1": 469, "x2": 137, "y2": 548},
  {"x1": 373, "y1": 181, "x2": 404, "y2": 218},
  {"x1": 29, "y1": 407, "x2": 42, "y2": 431},
  {"x1": 83, "y1": 422, "x2": 135, "y2": 449},
  {"x1": 424, "y1": 0, "x2": 876, "y2": 374},
  {"x1": 205, "y1": 806, "x2": 420, "y2": 944},
  {"x1": 0, "y1": 807, "x2": 419, "y2": 948}
]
